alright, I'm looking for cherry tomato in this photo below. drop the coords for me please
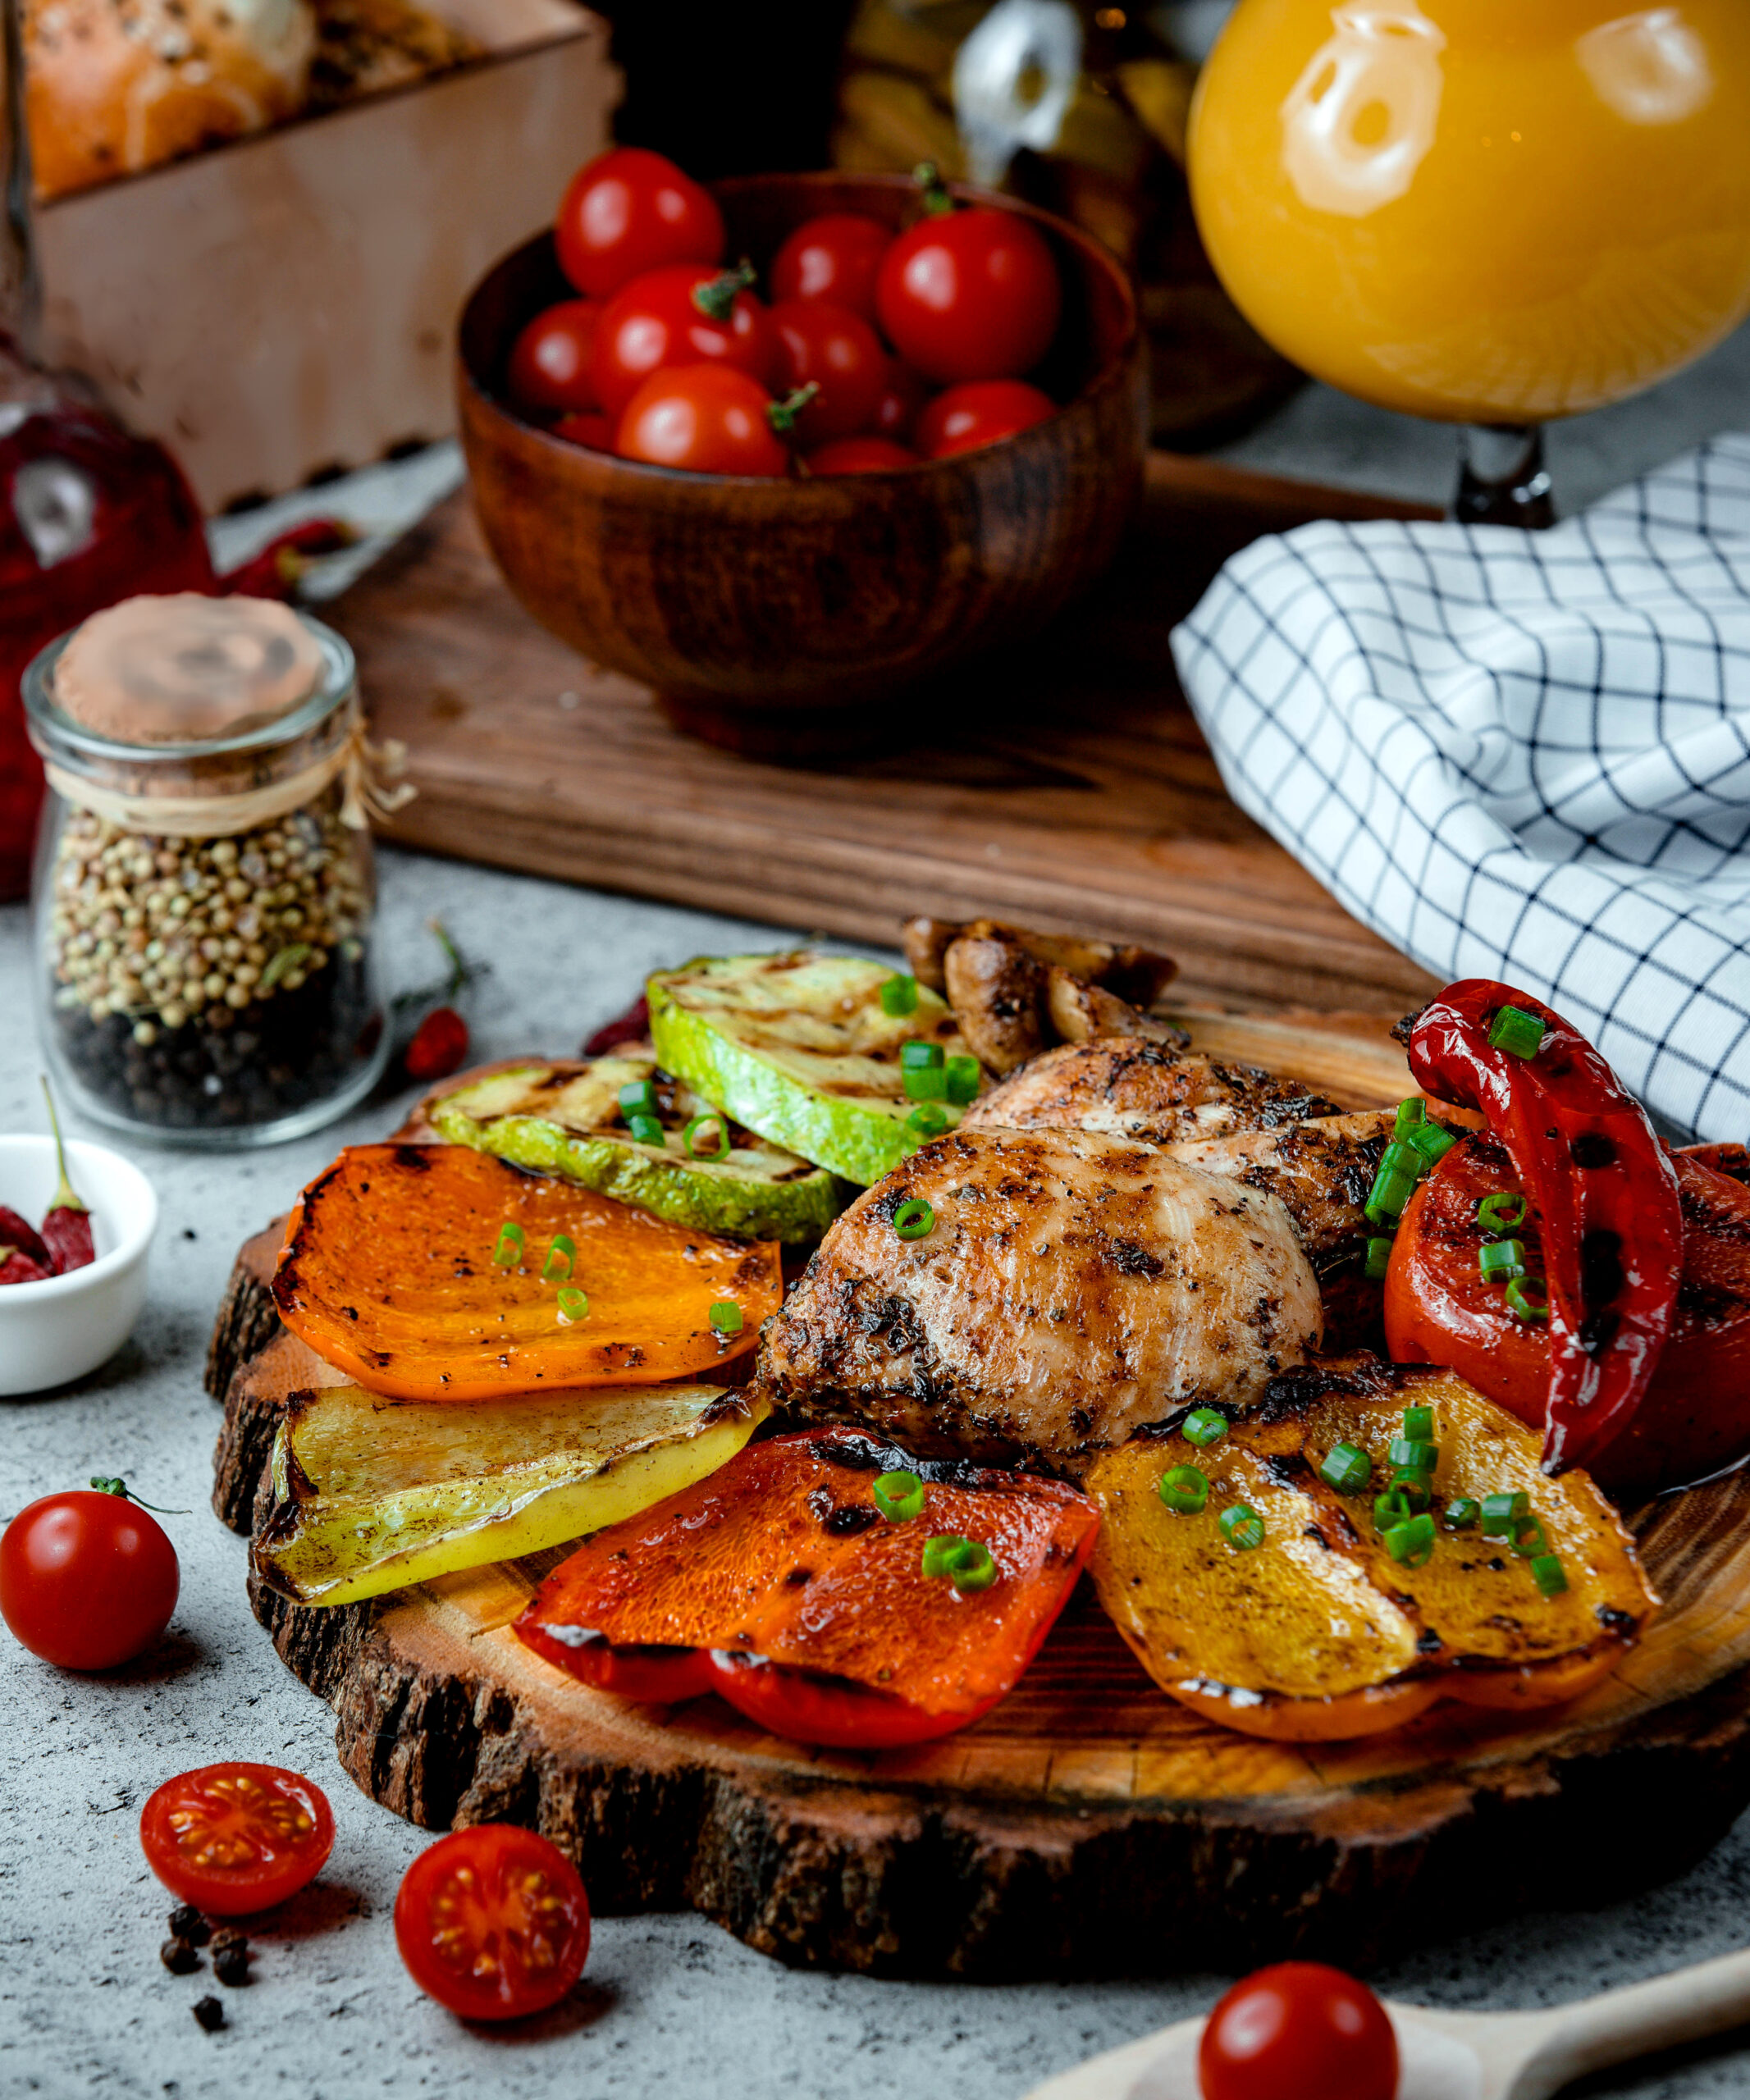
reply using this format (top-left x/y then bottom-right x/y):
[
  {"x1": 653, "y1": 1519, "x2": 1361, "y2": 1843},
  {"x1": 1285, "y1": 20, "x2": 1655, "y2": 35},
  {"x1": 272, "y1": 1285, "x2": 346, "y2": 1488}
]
[
  {"x1": 769, "y1": 298, "x2": 888, "y2": 445},
  {"x1": 395, "y1": 1824, "x2": 591, "y2": 2022},
  {"x1": 875, "y1": 200, "x2": 1061, "y2": 384},
  {"x1": 552, "y1": 410, "x2": 615, "y2": 453},
  {"x1": 915, "y1": 379, "x2": 1056, "y2": 459},
  {"x1": 703, "y1": 1649, "x2": 998, "y2": 1748},
  {"x1": 1199, "y1": 1963, "x2": 1398, "y2": 2100},
  {"x1": 868, "y1": 358, "x2": 932, "y2": 442},
  {"x1": 541, "y1": 1633, "x2": 716, "y2": 1703},
  {"x1": 616, "y1": 366, "x2": 791, "y2": 477},
  {"x1": 1, "y1": 1487, "x2": 177, "y2": 1669},
  {"x1": 769, "y1": 212, "x2": 892, "y2": 323},
  {"x1": 506, "y1": 299, "x2": 601, "y2": 416},
  {"x1": 554, "y1": 145, "x2": 724, "y2": 299},
  {"x1": 1386, "y1": 1137, "x2": 1750, "y2": 1496},
  {"x1": 590, "y1": 262, "x2": 777, "y2": 420},
  {"x1": 140, "y1": 1764, "x2": 335, "y2": 1916},
  {"x1": 805, "y1": 436, "x2": 919, "y2": 476}
]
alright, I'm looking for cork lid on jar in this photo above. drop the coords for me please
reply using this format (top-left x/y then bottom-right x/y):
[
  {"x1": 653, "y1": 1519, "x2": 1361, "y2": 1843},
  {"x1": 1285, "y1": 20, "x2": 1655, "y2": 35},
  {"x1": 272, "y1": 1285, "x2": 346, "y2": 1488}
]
[{"x1": 51, "y1": 594, "x2": 329, "y2": 746}]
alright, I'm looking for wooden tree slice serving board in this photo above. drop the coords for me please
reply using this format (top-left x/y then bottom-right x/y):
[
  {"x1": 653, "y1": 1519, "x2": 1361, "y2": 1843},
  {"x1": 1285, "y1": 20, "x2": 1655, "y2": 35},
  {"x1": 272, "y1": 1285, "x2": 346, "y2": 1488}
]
[
  {"x1": 343, "y1": 455, "x2": 1445, "y2": 1012},
  {"x1": 208, "y1": 1009, "x2": 1750, "y2": 1980}
]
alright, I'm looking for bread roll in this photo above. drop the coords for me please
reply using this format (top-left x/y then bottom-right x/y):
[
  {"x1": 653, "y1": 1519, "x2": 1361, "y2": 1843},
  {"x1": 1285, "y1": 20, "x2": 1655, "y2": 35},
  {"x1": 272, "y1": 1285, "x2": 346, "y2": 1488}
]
[{"x1": 25, "y1": 0, "x2": 318, "y2": 199}]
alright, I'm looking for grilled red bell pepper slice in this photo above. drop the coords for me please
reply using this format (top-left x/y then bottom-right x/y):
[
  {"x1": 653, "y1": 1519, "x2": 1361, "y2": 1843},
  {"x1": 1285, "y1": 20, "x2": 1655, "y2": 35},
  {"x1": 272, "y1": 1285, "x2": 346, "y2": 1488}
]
[
  {"x1": 1407, "y1": 979, "x2": 1682, "y2": 1472},
  {"x1": 515, "y1": 1427, "x2": 1099, "y2": 1748}
]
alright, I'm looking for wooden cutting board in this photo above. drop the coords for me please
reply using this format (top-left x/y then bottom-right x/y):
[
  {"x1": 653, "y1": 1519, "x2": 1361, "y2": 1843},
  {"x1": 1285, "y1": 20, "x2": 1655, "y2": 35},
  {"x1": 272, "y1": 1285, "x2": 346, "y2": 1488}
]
[
  {"x1": 341, "y1": 455, "x2": 1445, "y2": 1012},
  {"x1": 207, "y1": 1011, "x2": 1750, "y2": 1981}
]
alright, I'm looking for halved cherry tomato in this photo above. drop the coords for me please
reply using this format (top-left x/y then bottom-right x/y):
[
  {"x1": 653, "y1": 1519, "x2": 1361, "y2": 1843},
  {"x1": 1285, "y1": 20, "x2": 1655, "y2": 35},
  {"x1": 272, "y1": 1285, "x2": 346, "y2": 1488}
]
[
  {"x1": 875, "y1": 196, "x2": 1061, "y2": 384},
  {"x1": 1, "y1": 1487, "x2": 177, "y2": 1670},
  {"x1": 590, "y1": 262, "x2": 777, "y2": 420},
  {"x1": 616, "y1": 366, "x2": 791, "y2": 477},
  {"x1": 769, "y1": 297, "x2": 888, "y2": 445},
  {"x1": 552, "y1": 410, "x2": 615, "y2": 453},
  {"x1": 537, "y1": 1633, "x2": 716, "y2": 1703},
  {"x1": 1386, "y1": 1135, "x2": 1750, "y2": 1495},
  {"x1": 139, "y1": 1763, "x2": 334, "y2": 1916},
  {"x1": 1199, "y1": 1963, "x2": 1398, "y2": 2100},
  {"x1": 506, "y1": 299, "x2": 601, "y2": 415},
  {"x1": 805, "y1": 436, "x2": 919, "y2": 476},
  {"x1": 395, "y1": 1824, "x2": 591, "y2": 2022},
  {"x1": 868, "y1": 358, "x2": 932, "y2": 442},
  {"x1": 915, "y1": 379, "x2": 1056, "y2": 459},
  {"x1": 555, "y1": 146, "x2": 724, "y2": 299},
  {"x1": 770, "y1": 212, "x2": 892, "y2": 322},
  {"x1": 704, "y1": 1650, "x2": 998, "y2": 1748}
]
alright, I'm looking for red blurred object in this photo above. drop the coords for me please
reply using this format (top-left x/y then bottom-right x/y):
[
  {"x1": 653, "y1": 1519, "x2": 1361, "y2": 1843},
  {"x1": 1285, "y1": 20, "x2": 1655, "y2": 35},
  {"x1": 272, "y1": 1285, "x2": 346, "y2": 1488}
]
[
  {"x1": 769, "y1": 212, "x2": 892, "y2": 323},
  {"x1": 805, "y1": 436, "x2": 918, "y2": 476},
  {"x1": 553, "y1": 410, "x2": 615, "y2": 453},
  {"x1": 875, "y1": 180, "x2": 1062, "y2": 385},
  {"x1": 915, "y1": 379, "x2": 1057, "y2": 459},
  {"x1": 404, "y1": 1005, "x2": 469, "y2": 1084},
  {"x1": 555, "y1": 145, "x2": 724, "y2": 300},
  {"x1": 615, "y1": 365, "x2": 791, "y2": 477},
  {"x1": 869, "y1": 359, "x2": 931, "y2": 443},
  {"x1": 507, "y1": 299, "x2": 601, "y2": 415},
  {"x1": 590, "y1": 261, "x2": 777, "y2": 421},
  {"x1": 1199, "y1": 1962, "x2": 1397, "y2": 2100},
  {"x1": 769, "y1": 298, "x2": 887, "y2": 445},
  {"x1": 217, "y1": 519, "x2": 354, "y2": 601},
  {"x1": 583, "y1": 993, "x2": 649, "y2": 1056}
]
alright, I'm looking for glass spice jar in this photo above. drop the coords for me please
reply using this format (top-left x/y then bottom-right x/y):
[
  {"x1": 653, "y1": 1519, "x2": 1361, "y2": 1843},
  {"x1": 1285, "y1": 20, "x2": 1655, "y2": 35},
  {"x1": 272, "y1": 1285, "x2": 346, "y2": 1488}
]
[{"x1": 24, "y1": 594, "x2": 397, "y2": 1146}]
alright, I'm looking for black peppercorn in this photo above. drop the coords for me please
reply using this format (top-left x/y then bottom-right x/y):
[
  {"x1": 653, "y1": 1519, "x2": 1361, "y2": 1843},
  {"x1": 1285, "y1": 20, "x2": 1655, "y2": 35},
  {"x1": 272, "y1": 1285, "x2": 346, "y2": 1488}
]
[
  {"x1": 169, "y1": 1903, "x2": 212, "y2": 1946},
  {"x1": 192, "y1": 1996, "x2": 226, "y2": 2032},
  {"x1": 160, "y1": 1936, "x2": 199, "y2": 1974},
  {"x1": 212, "y1": 1937, "x2": 251, "y2": 1988}
]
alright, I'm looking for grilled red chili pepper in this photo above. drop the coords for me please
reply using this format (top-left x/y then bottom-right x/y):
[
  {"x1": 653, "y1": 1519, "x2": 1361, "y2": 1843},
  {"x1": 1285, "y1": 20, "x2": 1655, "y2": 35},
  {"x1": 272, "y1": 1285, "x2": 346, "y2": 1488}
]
[
  {"x1": 1406, "y1": 980, "x2": 1682, "y2": 1473},
  {"x1": 39, "y1": 1080, "x2": 95, "y2": 1276}
]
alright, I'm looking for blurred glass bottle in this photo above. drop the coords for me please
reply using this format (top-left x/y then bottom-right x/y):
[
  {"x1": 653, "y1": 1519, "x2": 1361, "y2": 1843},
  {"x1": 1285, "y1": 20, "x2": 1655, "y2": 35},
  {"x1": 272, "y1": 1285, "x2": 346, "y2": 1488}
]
[{"x1": 0, "y1": 0, "x2": 213, "y2": 901}]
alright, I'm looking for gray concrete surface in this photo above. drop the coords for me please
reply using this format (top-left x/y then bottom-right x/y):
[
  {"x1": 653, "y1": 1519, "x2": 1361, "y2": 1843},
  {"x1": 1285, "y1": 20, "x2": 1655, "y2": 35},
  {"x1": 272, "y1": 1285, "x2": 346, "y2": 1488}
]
[{"x1": 7, "y1": 851, "x2": 1750, "y2": 2099}]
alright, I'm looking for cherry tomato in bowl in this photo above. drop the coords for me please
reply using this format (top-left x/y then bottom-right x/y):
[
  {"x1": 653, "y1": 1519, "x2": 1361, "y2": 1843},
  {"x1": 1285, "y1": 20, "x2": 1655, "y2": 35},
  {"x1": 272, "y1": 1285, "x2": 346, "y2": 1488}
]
[
  {"x1": 140, "y1": 1764, "x2": 335, "y2": 1916},
  {"x1": 555, "y1": 146, "x2": 724, "y2": 299},
  {"x1": 1199, "y1": 1962, "x2": 1398, "y2": 2100},
  {"x1": 590, "y1": 262, "x2": 777, "y2": 421},
  {"x1": 876, "y1": 184, "x2": 1062, "y2": 384},
  {"x1": 868, "y1": 359, "x2": 932, "y2": 443},
  {"x1": 616, "y1": 366, "x2": 793, "y2": 477},
  {"x1": 805, "y1": 436, "x2": 919, "y2": 476},
  {"x1": 1, "y1": 1486, "x2": 177, "y2": 1669},
  {"x1": 770, "y1": 211, "x2": 892, "y2": 322},
  {"x1": 395, "y1": 1825, "x2": 591, "y2": 2022},
  {"x1": 915, "y1": 379, "x2": 1057, "y2": 459},
  {"x1": 552, "y1": 410, "x2": 615, "y2": 454},
  {"x1": 506, "y1": 299, "x2": 601, "y2": 415},
  {"x1": 769, "y1": 298, "x2": 888, "y2": 445}
]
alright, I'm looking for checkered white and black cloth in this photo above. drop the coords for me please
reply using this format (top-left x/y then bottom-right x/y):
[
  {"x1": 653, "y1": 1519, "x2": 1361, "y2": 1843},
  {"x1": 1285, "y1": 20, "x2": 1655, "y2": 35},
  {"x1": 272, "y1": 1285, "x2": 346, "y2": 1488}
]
[{"x1": 1172, "y1": 435, "x2": 1750, "y2": 1144}]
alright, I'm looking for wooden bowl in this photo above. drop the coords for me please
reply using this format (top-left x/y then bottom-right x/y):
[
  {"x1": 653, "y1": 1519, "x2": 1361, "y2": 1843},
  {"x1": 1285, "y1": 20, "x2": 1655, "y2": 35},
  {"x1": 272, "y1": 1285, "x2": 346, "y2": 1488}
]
[{"x1": 455, "y1": 171, "x2": 1149, "y2": 757}]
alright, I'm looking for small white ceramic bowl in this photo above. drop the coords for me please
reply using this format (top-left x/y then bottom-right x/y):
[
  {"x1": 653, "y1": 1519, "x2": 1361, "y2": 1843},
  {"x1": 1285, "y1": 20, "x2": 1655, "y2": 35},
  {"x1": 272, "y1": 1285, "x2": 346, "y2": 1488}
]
[{"x1": 0, "y1": 1134, "x2": 158, "y2": 1395}]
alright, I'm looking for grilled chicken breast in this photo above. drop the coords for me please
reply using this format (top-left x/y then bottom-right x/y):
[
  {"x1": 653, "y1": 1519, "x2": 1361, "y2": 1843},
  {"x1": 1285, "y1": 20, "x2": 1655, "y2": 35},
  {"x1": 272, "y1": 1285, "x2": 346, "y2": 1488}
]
[
  {"x1": 754, "y1": 1125, "x2": 1322, "y2": 1472},
  {"x1": 1166, "y1": 1111, "x2": 1399, "y2": 1275},
  {"x1": 961, "y1": 1036, "x2": 1341, "y2": 1148}
]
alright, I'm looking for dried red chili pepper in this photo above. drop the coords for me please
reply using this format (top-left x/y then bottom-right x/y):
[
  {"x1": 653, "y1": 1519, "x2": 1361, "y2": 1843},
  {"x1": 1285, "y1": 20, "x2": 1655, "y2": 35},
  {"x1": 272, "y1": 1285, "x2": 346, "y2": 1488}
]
[
  {"x1": 217, "y1": 519, "x2": 356, "y2": 601},
  {"x1": 582, "y1": 993, "x2": 649, "y2": 1057},
  {"x1": 404, "y1": 1006, "x2": 469, "y2": 1083},
  {"x1": 1, "y1": 1243, "x2": 55, "y2": 1285},
  {"x1": 39, "y1": 1080, "x2": 95, "y2": 1276},
  {"x1": 1407, "y1": 980, "x2": 1682, "y2": 1473},
  {"x1": 0, "y1": 1205, "x2": 50, "y2": 1266}
]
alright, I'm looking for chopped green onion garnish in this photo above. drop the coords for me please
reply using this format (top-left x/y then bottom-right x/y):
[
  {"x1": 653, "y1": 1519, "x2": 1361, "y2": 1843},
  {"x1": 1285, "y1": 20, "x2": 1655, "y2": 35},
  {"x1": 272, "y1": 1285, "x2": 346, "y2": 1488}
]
[
  {"x1": 1389, "y1": 1469, "x2": 1433, "y2": 1513},
  {"x1": 1364, "y1": 1235, "x2": 1394, "y2": 1281},
  {"x1": 555, "y1": 1285, "x2": 589, "y2": 1325},
  {"x1": 880, "y1": 974, "x2": 920, "y2": 1017},
  {"x1": 1364, "y1": 1166, "x2": 1420, "y2": 1226},
  {"x1": 1488, "y1": 1004, "x2": 1547, "y2": 1059},
  {"x1": 627, "y1": 1112, "x2": 665, "y2": 1148},
  {"x1": 1477, "y1": 1191, "x2": 1528, "y2": 1233},
  {"x1": 1510, "y1": 1512, "x2": 1550, "y2": 1559},
  {"x1": 683, "y1": 1112, "x2": 732, "y2": 1162},
  {"x1": 906, "y1": 1103, "x2": 950, "y2": 1139},
  {"x1": 1389, "y1": 1436, "x2": 1438, "y2": 1474},
  {"x1": 1480, "y1": 1490, "x2": 1530, "y2": 1541},
  {"x1": 1220, "y1": 1504, "x2": 1265, "y2": 1551},
  {"x1": 1385, "y1": 1513, "x2": 1437, "y2": 1568},
  {"x1": 1158, "y1": 1465, "x2": 1209, "y2": 1515},
  {"x1": 1319, "y1": 1441, "x2": 1372, "y2": 1495},
  {"x1": 541, "y1": 1232, "x2": 576, "y2": 1283},
  {"x1": 1402, "y1": 1405, "x2": 1435, "y2": 1442},
  {"x1": 1506, "y1": 1276, "x2": 1550, "y2": 1324},
  {"x1": 921, "y1": 1534, "x2": 996, "y2": 1591},
  {"x1": 493, "y1": 1221, "x2": 524, "y2": 1267},
  {"x1": 945, "y1": 1055, "x2": 981, "y2": 1106},
  {"x1": 893, "y1": 1197, "x2": 935, "y2": 1240},
  {"x1": 618, "y1": 1079, "x2": 657, "y2": 1116},
  {"x1": 1406, "y1": 1121, "x2": 1458, "y2": 1167},
  {"x1": 900, "y1": 1039, "x2": 944, "y2": 1069},
  {"x1": 873, "y1": 1470, "x2": 925, "y2": 1522},
  {"x1": 1479, "y1": 1237, "x2": 1528, "y2": 1283},
  {"x1": 1531, "y1": 1553, "x2": 1569, "y2": 1597},
  {"x1": 1393, "y1": 1098, "x2": 1427, "y2": 1137},
  {"x1": 1182, "y1": 1407, "x2": 1228, "y2": 1449},
  {"x1": 1374, "y1": 1485, "x2": 1417, "y2": 1532},
  {"x1": 708, "y1": 1299, "x2": 743, "y2": 1335},
  {"x1": 1379, "y1": 1139, "x2": 1424, "y2": 1181},
  {"x1": 902, "y1": 1063, "x2": 949, "y2": 1102},
  {"x1": 1442, "y1": 1497, "x2": 1481, "y2": 1531}
]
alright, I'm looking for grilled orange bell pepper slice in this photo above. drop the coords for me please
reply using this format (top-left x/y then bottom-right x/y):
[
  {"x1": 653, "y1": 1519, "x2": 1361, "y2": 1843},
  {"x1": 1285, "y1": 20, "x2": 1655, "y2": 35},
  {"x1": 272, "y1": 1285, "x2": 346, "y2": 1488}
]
[
  {"x1": 515, "y1": 1427, "x2": 1099, "y2": 1742},
  {"x1": 273, "y1": 1144, "x2": 779, "y2": 1400}
]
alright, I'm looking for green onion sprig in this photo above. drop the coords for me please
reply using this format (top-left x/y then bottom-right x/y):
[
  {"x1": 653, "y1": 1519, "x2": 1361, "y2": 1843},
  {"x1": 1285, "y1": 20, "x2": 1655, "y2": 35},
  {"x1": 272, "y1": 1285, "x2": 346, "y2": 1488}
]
[
  {"x1": 709, "y1": 1300, "x2": 743, "y2": 1335},
  {"x1": 683, "y1": 1112, "x2": 732, "y2": 1162},
  {"x1": 541, "y1": 1232, "x2": 576, "y2": 1283},
  {"x1": 1320, "y1": 1442, "x2": 1372, "y2": 1495},
  {"x1": 873, "y1": 1470, "x2": 925, "y2": 1522},
  {"x1": 1182, "y1": 1408, "x2": 1228, "y2": 1449},
  {"x1": 556, "y1": 1285, "x2": 590, "y2": 1325},
  {"x1": 880, "y1": 974, "x2": 920, "y2": 1017},
  {"x1": 493, "y1": 1221, "x2": 525, "y2": 1267},
  {"x1": 1488, "y1": 1005, "x2": 1547, "y2": 1059},
  {"x1": 1220, "y1": 1504, "x2": 1265, "y2": 1551},
  {"x1": 893, "y1": 1198, "x2": 935, "y2": 1240},
  {"x1": 1158, "y1": 1465, "x2": 1209, "y2": 1515},
  {"x1": 921, "y1": 1534, "x2": 997, "y2": 1591}
]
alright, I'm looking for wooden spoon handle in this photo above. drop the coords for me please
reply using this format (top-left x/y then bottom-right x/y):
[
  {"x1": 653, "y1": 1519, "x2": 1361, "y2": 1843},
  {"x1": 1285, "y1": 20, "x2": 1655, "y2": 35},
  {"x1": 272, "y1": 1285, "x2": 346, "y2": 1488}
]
[{"x1": 1516, "y1": 1948, "x2": 1750, "y2": 2098}]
